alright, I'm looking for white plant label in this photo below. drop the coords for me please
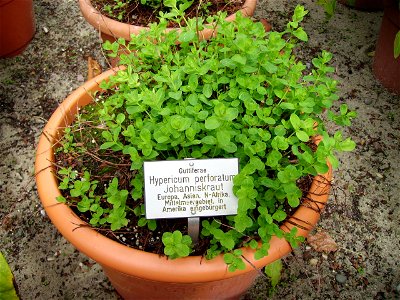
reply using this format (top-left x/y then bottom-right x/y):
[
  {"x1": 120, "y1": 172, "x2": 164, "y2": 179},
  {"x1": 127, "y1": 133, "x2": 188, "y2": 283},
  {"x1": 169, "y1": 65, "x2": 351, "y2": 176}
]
[{"x1": 144, "y1": 158, "x2": 239, "y2": 219}]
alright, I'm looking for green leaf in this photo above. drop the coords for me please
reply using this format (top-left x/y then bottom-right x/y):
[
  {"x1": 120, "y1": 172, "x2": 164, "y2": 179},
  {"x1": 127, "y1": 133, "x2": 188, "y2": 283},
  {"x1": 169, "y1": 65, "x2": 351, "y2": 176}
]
[
  {"x1": 315, "y1": 162, "x2": 330, "y2": 174},
  {"x1": 266, "y1": 150, "x2": 282, "y2": 168},
  {"x1": 202, "y1": 135, "x2": 217, "y2": 145},
  {"x1": 262, "y1": 62, "x2": 278, "y2": 73},
  {"x1": 280, "y1": 103, "x2": 295, "y2": 110},
  {"x1": 293, "y1": 27, "x2": 308, "y2": 41},
  {"x1": 296, "y1": 130, "x2": 309, "y2": 142},
  {"x1": 338, "y1": 138, "x2": 356, "y2": 151},
  {"x1": 56, "y1": 195, "x2": 66, "y2": 203},
  {"x1": 271, "y1": 136, "x2": 289, "y2": 150},
  {"x1": 223, "y1": 142, "x2": 237, "y2": 153},
  {"x1": 178, "y1": 31, "x2": 196, "y2": 43},
  {"x1": 205, "y1": 116, "x2": 221, "y2": 130},
  {"x1": 265, "y1": 259, "x2": 282, "y2": 287},
  {"x1": 203, "y1": 84, "x2": 213, "y2": 98},
  {"x1": 162, "y1": 231, "x2": 192, "y2": 259},
  {"x1": 102, "y1": 130, "x2": 113, "y2": 141},
  {"x1": 274, "y1": 125, "x2": 286, "y2": 137},
  {"x1": 234, "y1": 212, "x2": 254, "y2": 232},
  {"x1": 328, "y1": 154, "x2": 339, "y2": 169},
  {"x1": 293, "y1": 4, "x2": 308, "y2": 22},
  {"x1": 220, "y1": 235, "x2": 235, "y2": 250},
  {"x1": 395, "y1": 30, "x2": 400, "y2": 59},
  {"x1": 254, "y1": 242, "x2": 270, "y2": 260},
  {"x1": 169, "y1": 91, "x2": 182, "y2": 100},
  {"x1": 223, "y1": 252, "x2": 246, "y2": 272},
  {"x1": 225, "y1": 108, "x2": 239, "y2": 121},
  {"x1": 339, "y1": 104, "x2": 348, "y2": 115},
  {"x1": 0, "y1": 253, "x2": 18, "y2": 300},
  {"x1": 187, "y1": 93, "x2": 198, "y2": 105},
  {"x1": 100, "y1": 141, "x2": 116, "y2": 150},
  {"x1": 231, "y1": 54, "x2": 247, "y2": 65},
  {"x1": 140, "y1": 128, "x2": 151, "y2": 142},
  {"x1": 241, "y1": 65, "x2": 258, "y2": 73},
  {"x1": 272, "y1": 210, "x2": 287, "y2": 222},
  {"x1": 223, "y1": 253, "x2": 235, "y2": 264},
  {"x1": 287, "y1": 194, "x2": 300, "y2": 207},
  {"x1": 290, "y1": 113, "x2": 302, "y2": 130},
  {"x1": 216, "y1": 130, "x2": 230, "y2": 145},
  {"x1": 220, "y1": 58, "x2": 236, "y2": 69},
  {"x1": 188, "y1": 74, "x2": 198, "y2": 91},
  {"x1": 108, "y1": 208, "x2": 128, "y2": 231},
  {"x1": 248, "y1": 239, "x2": 259, "y2": 249}
]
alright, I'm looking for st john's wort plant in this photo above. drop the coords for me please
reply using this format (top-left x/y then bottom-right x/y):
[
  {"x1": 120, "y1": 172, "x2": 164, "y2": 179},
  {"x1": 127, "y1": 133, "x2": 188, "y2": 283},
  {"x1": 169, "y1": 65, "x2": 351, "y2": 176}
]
[{"x1": 54, "y1": 5, "x2": 356, "y2": 270}]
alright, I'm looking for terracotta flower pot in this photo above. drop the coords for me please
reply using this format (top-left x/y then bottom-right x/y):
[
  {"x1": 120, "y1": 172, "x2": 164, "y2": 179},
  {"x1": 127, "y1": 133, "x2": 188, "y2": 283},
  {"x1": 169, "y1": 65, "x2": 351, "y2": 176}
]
[
  {"x1": 373, "y1": 2, "x2": 400, "y2": 94},
  {"x1": 78, "y1": 0, "x2": 257, "y2": 44},
  {"x1": 338, "y1": 0, "x2": 384, "y2": 11},
  {"x1": 0, "y1": 0, "x2": 35, "y2": 57},
  {"x1": 35, "y1": 68, "x2": 332, "y2": 300}
]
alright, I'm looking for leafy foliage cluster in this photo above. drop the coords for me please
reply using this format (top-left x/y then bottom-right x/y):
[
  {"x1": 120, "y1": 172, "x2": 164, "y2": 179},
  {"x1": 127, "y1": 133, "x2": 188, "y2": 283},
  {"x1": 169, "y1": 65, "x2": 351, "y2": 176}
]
[{"x1": 56, "y1": 5, "x2": 355, "y2": 269}]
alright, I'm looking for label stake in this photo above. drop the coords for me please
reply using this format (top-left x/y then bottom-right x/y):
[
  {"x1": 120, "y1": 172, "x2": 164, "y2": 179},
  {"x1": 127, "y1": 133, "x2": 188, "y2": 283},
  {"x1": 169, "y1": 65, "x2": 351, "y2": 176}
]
[{"x1": 188, "y1": 217, "x2": 200, "y2": 245}]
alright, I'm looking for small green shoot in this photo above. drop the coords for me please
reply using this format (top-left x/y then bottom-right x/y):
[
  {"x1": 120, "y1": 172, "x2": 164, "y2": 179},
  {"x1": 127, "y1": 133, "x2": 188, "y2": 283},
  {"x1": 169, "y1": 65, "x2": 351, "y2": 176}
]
[{"x1": 162, "y1": 231, "x2": 193, "y2": 259}]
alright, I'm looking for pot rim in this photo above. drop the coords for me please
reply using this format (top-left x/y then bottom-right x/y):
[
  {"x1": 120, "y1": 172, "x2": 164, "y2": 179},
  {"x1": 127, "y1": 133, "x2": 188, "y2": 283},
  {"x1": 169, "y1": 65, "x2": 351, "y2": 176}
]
[
  {"x1": 78, "y1": 0, "x2": 258, "y2": 40},
  {"x1": 35, "y1": 67, "x2": 332, "y2": 283}
]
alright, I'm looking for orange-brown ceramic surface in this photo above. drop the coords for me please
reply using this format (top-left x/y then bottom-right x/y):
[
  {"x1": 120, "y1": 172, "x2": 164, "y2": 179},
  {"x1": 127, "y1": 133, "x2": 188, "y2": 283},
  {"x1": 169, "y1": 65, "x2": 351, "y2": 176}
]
[
  {"x1": 35, "y1": 68, "x2": 332, "y2": 296},
  {"x1": 78, "y1": 0, "x2": 258, "y2": 43},
  {"x1": 0, "y1": 0, "x2": 35, "y2": 57},
  {"x1": 103, "y1": 265, "x2": 259, "y2": 299},
  {"x1": 373, "y1": 4, "x2": 400, "y2": 94}
]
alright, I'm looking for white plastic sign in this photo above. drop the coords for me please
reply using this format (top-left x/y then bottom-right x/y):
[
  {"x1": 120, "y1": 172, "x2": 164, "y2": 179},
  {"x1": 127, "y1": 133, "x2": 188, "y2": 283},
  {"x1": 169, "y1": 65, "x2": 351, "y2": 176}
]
[{"x1": 144, "y1": 158, "x2": 239, "y2": 219}]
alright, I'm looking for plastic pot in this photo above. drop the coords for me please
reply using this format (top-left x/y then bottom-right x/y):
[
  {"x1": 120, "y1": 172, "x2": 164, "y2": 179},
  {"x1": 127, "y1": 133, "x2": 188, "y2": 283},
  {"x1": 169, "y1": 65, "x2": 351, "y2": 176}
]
[
  {"x1": 373, "y1": 2, "x2": 400, "y2": 94},
  {"x1": 35, "y1": 68, "x2": 333, "y2": 300},
  {"x1": 0, "y1": 0, "x2": 35, "y2": 57},
  {"x1": 78, "y1": 0, "x2": 257, "y2": 43}
]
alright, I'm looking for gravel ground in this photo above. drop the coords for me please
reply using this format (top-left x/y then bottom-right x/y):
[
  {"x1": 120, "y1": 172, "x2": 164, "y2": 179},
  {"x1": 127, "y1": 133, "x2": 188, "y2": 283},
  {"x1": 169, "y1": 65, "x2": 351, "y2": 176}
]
[{"x1": 0, "y1": 0, "x2": 399, "y2": 299}]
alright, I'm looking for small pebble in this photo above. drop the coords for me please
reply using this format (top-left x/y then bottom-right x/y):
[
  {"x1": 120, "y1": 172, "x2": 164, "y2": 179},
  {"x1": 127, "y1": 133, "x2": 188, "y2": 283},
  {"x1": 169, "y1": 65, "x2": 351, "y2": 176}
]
[
  {"x1": 40, "y1": 209, "x2": 46, "y2": 217},
  {"x1": 322, "y1": 254, "x2": 328, "y2": 260},
  {"x1": 43, "y1": 27, "x2": 49, "y2": 34},
  {"x1": 46, "y1": 256, "x2": 55, "y2": 261},
  {"x1": 363, "y1": 98, "x2": 373, "y2": 105},
  {"x1": 335, "y1": 273, "x2": 347, "y2": 284},
  {"x1": 309, "y1": 258, "x2": 319, "y2": 266}
]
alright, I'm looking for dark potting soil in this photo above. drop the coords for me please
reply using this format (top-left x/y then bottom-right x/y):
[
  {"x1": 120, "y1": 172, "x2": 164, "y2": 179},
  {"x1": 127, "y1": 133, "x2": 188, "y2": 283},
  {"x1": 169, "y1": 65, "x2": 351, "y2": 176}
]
[
  {"x1": 55, "y1": 144, "x2": 315, "y2": 257},
  {"x1": 91, "y1": 0, "x2": 245, "y2": 27}
]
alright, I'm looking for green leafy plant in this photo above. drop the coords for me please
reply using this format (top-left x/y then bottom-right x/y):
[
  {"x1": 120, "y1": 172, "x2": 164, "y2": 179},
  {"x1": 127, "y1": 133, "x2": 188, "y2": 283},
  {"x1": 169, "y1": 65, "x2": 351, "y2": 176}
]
[
  {"x1": 0, "y1": 253, "x2": 19, "y2": 300},
  {"x1": 162, "y1": 231, "x2": 193, "y2": 259},
  {"x1": 317, "y1": 0, "x2": 337, "y2": 19},
  {"x1": 55, "y1": 5, "x2": 356, "y2": 270},
  {"x1": 265, "y1": 259, "x2": 282, "y2": 288},
  {"x1": 103, "y1": 0, "x2": 130, "y2": 21}
]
